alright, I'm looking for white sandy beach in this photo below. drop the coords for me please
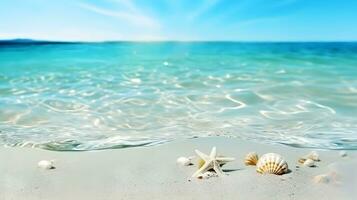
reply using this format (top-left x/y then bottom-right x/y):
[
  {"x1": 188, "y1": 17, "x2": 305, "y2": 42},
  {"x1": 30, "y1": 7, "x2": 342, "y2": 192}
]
[{"x1": 0, "y1": 137, "x2": 356, "y2": 200}]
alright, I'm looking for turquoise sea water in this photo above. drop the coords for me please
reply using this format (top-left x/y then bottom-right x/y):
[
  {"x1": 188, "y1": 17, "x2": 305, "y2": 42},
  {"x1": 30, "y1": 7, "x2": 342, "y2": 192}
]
[{"x1": 0, "y1": 42, "x2": 356, "y2": 151}]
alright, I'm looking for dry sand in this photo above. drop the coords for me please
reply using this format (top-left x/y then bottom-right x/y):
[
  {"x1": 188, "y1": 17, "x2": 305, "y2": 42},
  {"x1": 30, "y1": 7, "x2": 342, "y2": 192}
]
[{"x1": 0, "y1": 137, "x2": 356, "y2": 200}]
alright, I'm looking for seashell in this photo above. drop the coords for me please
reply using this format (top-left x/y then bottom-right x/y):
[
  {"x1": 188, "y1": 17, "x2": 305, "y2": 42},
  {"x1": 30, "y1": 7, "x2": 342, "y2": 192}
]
[
  {"x1": 244, "y1": 152, "x2": 259, "y2": 166},
  {"x1": 303, "y1": 159, "x2": 315, "y2": 167},
  {"x1": 305, "y1": 151, "x2": 320, "y2": 161},
  {"x1": 313, "y1": 174, "x2": 330, "y2": 184},
  {"x1": 339, "y1": 151, "x2": 347, "y2": 157},
  {"x1": 298, "y1": 158, "x2": 306, "y2": 164},
  {"x1": 38, "y1": 160, "x2": 55, "y2": 170},
  {"x1": 256, "y1": 153, "x2": 288, "y2": 175},
  {"x1": 176, "y1": 157, "x2": 192, "y2": 166}
]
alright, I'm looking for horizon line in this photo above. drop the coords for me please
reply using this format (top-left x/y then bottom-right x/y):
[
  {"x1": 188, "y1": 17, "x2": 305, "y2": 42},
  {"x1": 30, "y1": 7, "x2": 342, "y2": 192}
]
[{"x1": 1, "y1": 38, "x2": 357, "y2": 43}]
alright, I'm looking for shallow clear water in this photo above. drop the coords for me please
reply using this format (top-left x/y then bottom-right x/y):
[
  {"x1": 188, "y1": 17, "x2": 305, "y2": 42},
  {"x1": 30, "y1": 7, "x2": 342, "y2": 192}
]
[{"x1": 0, "y1": 42, "x2": 356, "y2": 151}]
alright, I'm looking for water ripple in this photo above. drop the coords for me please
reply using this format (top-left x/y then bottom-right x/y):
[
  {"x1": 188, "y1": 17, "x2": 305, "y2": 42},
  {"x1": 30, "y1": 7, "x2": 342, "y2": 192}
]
[{"x1": 1, "y1": 42, "x2": 357, "y2": 150}]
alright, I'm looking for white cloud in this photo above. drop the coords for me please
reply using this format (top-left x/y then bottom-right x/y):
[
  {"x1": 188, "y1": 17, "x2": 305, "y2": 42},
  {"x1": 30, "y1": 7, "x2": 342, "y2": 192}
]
[{"x1": 78, "y1": 2, "x2": 160, "y2": 29}]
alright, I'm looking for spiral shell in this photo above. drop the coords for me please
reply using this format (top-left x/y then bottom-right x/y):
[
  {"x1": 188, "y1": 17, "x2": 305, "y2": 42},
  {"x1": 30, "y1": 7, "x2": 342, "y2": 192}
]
[
  {"x1": 244, "y1": 152, "x2": 259, "y2": 166},
  {"x1": 256, "y1": 153, "x2": 288, "y2": 175}
]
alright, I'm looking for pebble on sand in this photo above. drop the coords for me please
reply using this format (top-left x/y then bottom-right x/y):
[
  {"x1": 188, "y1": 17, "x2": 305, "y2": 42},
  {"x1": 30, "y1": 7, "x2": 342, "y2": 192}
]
[
  {"x1": 38, "y1": 160, "x2": 55, "y2": 170},
  {"x1": 176, "y1": 157, "x2": 192, "y2": 166}
]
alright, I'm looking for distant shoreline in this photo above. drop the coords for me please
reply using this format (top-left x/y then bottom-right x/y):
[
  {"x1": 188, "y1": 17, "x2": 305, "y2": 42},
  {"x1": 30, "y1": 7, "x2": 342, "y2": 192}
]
[{"x1": 1, "y1": 38, "x2": 357, "y2": 45}]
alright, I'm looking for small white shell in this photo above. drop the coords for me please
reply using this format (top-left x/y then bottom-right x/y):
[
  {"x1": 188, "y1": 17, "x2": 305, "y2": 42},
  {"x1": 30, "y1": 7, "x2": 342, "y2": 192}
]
[
  {"x1": 306, "y1": 151, "x2": 320, "y2": 161},
  {"x1": 303, "y1": 159, "x2": 315, "y2": 167},
  {"x1": 256, "y1": 153, "x2": 288, "y2": 175},
  {"x1": 38, "y1": 160, "x2": 55, "y2": 170},
  {"x1": 176, "y1": 157, "x2": 192, "y2": 166},
  {"x1": 339, "y1": 151, "x2": 347, "y2": 157},
  {"x1": 244, "y1": 152, "x2": 259, "y2": 166}
]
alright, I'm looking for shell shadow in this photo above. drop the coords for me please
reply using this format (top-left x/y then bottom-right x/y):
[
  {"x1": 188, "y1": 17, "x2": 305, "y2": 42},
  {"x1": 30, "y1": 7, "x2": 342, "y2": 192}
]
[{"x1": 223, "y1": 168, "x2": 243, "y2": 172}]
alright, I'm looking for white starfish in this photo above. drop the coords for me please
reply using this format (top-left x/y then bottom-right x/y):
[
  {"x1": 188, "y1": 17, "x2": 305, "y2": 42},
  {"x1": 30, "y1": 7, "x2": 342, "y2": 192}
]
[{"x1": 192, "y1": 147, "x2": 235, "y2": 177}]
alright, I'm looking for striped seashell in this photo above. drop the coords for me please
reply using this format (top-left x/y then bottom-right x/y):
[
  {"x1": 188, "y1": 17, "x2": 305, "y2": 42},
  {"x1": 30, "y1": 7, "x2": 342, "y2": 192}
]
[
  {"x1": 256, "y1": 153, "x2": 288, "y2": 175},
  {"x1": 244, "y1": 152, "x2": 259, "y2": 166}
]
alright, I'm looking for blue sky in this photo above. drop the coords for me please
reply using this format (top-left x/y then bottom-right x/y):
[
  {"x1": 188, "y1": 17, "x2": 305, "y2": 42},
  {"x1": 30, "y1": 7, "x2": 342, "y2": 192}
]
[{"x1": 1, "y1": 0, "x2": 357, "y2": 41}]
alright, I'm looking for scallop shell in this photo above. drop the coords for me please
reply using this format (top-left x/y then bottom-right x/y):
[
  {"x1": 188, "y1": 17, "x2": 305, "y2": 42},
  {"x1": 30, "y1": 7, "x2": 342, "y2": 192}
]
[
  {"x1": 256, "y1": 153, "x2": 288, "y2": 175},
  {"x1": 244, "y1": 152, "x2": 259, "y2": 166}
]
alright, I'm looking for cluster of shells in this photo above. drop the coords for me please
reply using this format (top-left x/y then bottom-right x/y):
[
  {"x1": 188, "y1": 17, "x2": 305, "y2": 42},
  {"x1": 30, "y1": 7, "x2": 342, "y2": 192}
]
[
  {"x1": 298, "y1": 151, "x2": 320, "y2": 167},
  {"x1": 179, "y1": 149, "x2": 346, "y2": 183},
  {"x1": 245, "y1": 152, "x2": 288, "y2": 175},
  {"x1": 244, "y1": 151, "x2": 322, "y2": 175},
  {"x1": 244, "y1": 150, "x2": 347, "y2": 185}
]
